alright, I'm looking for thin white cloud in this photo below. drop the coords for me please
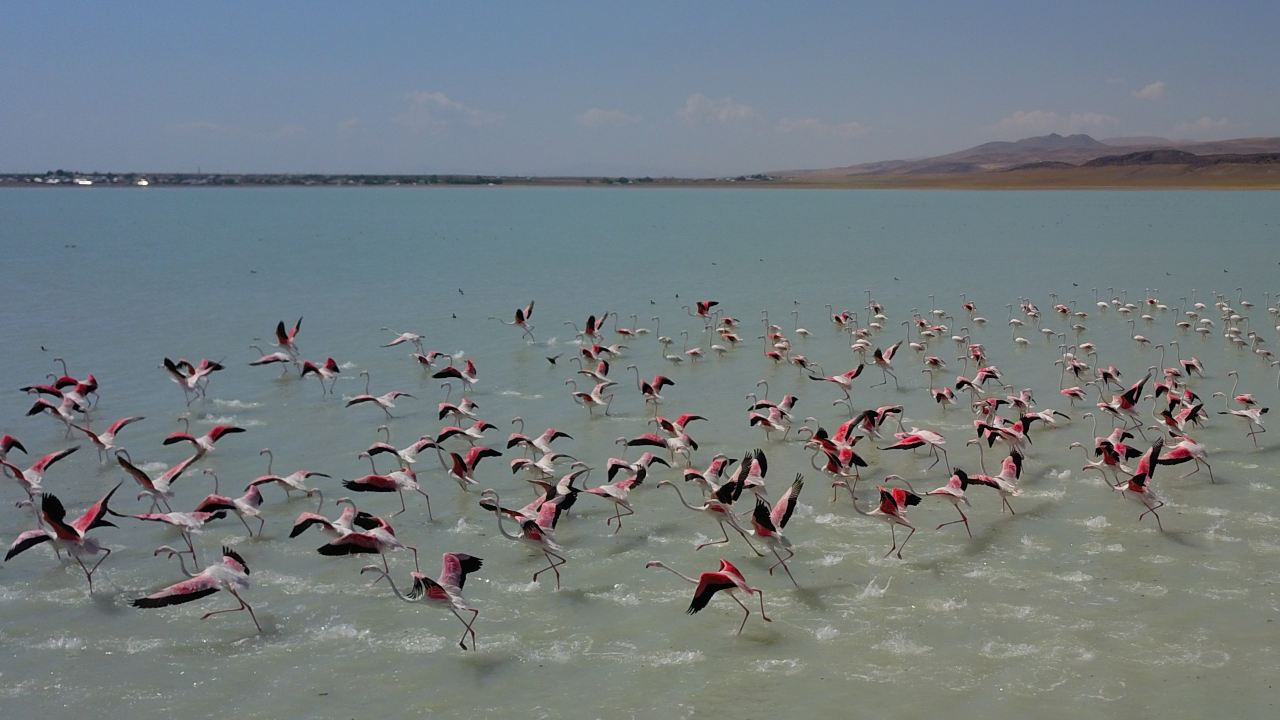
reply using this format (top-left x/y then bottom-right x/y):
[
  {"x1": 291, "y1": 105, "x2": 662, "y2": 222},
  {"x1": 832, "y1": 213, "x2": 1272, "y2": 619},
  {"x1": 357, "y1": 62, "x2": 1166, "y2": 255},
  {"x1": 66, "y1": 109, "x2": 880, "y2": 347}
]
[
  {"x1": 1133, "y1": 81, "x2": 1166, "y2": 100},
  {"x1": 1171, "y1": 116, "x2": 1229, "y2": 138},
  {"x1": 394, "y1": 91, "x2": 503, "y2": 134},
  {"x1": 338, "y1": 118, "x2": 361, "y2": 132},
  {"x1": 992, "y1": 110, "x2": 1118, "y2": 135},
  {"x1": 777, "y1": 117, "x2": 869, "y2": 139},
  {"x1": 678, "y1": 93, "x2": 757, "y2": 126},
  {"x1": 577, "y1": 108, "x2": 641, "y2": 128}
]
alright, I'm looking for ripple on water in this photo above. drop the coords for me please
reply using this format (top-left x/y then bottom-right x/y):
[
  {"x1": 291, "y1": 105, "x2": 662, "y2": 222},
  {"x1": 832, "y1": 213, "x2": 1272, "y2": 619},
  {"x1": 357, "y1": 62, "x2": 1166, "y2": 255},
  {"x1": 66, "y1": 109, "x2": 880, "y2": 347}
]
[
  {"x1": 814, "y1": 625, "x2": 839, "y2": 641},
  {"x1": 1084, "y1": 515, "x2": 1109, "y2": 530},
  {"x1": 872, "y1": 632, "x2": 932, "y2": 656},
  {"x1": 980, "y1": 640, "x2": 1040, "y2": 659},
  {"x1": 752, "y1": 658, "x2": 803, "y2": 675},
  {"x1": 33, "y1": 635, "x2": 85, "y2": 651},
  {"x1": 212, "y1": 398, "x2": 261, "y2": 409}
]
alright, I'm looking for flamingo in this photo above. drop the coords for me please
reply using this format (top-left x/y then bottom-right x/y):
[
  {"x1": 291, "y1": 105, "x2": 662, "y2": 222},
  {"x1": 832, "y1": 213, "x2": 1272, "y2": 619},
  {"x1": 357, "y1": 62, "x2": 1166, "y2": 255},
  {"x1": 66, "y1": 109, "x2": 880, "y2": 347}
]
[
  {"x1": 444, "y1": 446, "x2": 502, "y2": 490},
  {"x1": 109, "y1": 508, "x2": 224, "y2": 564},
  {"x1": 115, "y1": 450, "x2": 198, "y2": 512},
  {"x1": 162, "y1": 357, "x2": 223, "y2": 404},
  {"x1": 26, "y1": 395, "x2": 85, "y2": 434},
  {"x1": 749, "y1": 473, "x2": 804, "y2": 586},
  {"x1": 480, "y1": 489, "x2": 567, "y2": 589},
  {"x1": 288, "y1": 497, "x2": 380, "y2": 539},
  {"x1": 381, "y1": 329, "x2": 425, "y2": 353},
  {"x1": 872, "y1": 340, "x2": 904, "y2": 389},
  {"x1": 5, "y1": 483, "x2": 121, "y2": 592},
  {"x1": 1159, "y1": 435, "x2": 1215, "y2": 483},
  {"x1": 2, "y1": 446, "x2": 79, "y2": 504},
  {"x1": 274, "y1": 317, "x2": 303, "y2": 356},
  {"x1": 344, "y1": 455, "x2": 433, "y2": 519},
  {"x1": 1113, "y1": 439, "x2": 1166, "y2": 530},
  {"x1": 315, "y1": 516, "x2": 420, "y2": 575},
  {"x1": 162, "y1": 421, "x2": 245, "y2": 456},
  {"x1": 851, "y1": 477, "x2": 920, "y2": 559},
  {"x1": 133, "y1": 546, "x2": 262, "y2": 633},
  {"x1": 655, "y1": 480, "x2": 763, "y2": 556},
  {"x1": 345, "y1": 371, "x2": 414, "y2": 418},
  {"x1": 582, "y1": 466, "x2": 647, "y2": 534},
  {"x1": 644, "y1": 558, "x2": 770, "y2": 635},
  {"x1": 566, "y1": 379, "x2": 616, "y2": 416},
  {"x1": 436, "y1": 420, "x2": 498, "y2": 446},
  {"x1": 437, "y1": 385, "x2": 480, "y2": 421},
  {"x1": 1217, "y1": 406, "x2": 1268, "y2": 447},
  {"x1": 967, "y1": 451, "x2": 1023, "y2": 514},
  {"x1": 507, "y1": 420, "x2": 573, "y2": 455},
  {"x1": 432, "y1": 359, "x2": 479, "y2": 391},
  {"x1": 359, "y1": 552, "x2": 484, "y2": 650},
  {"x1": 881, "y1": 428, "x2": 950, "y2": 471},
  {"x1": 250, "y1": 448, "x2": 329, "y2": 510},
  {"x1": 927, "y1": 470, "x2": 973, "y2": 537},
  {"x1": 300, "y1": 357, "x2": 342, "y2": 395},
  {"x1": 809, "y1": 364, "x2": 865, "y2": 399},
  {"x1": 490, "y1": 300, "x2": 535, "y2": 340},
  {"x1": 193, "y1": 474, "x2": 266, "y2": 537},
  {"x1": 365, "y1": 426, "x2": 438, "y2": 465},
  {"x1": 248, "y1": 345, "x2": 295, "y2": 374},
  {"x1": 71, "y1": 416, "x2": 145, "y2": 460},
  {"x1": 0, "y1": 434, "x2": 26, "y2": 462}
]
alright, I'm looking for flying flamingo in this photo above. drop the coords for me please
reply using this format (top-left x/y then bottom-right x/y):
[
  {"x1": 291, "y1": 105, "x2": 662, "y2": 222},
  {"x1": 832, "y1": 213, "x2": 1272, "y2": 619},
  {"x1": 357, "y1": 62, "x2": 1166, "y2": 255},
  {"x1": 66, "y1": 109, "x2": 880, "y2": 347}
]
[
  {"x1": 582, "y1": 466, "x2": 647, "y2": 534},
  {"x1": 809, "y1": 364, "x2": 865, "y2": 399},
  {"x1": 345, "y1": 370, "x2": 414, "y2": 418},
  {"x1": 274, "y1": 317, "x2": 303, "y2": 356},
  {"x1": 432, "y1": 359, "x2": 479, "y2": 391},
  {"x1": 507, "y1": 420, "x2": 573, "y2": 455},
  {"x1": 315, "y1": 516, "x2": 420, "y2": 575},
  {"x1": 115, "y1": 450, "x2": 198, "y2": 512},
  {"x1": 1217, "y1": 406, "x2": 1269, "y2": 447},
  {"x1": 655, "y1": 480, "x2": 763, "y2": 556},
  {"x1": 133, "y1": 546, "x2": 262, "y2": 633},
  {"x1": 365, "y1": 426, "x2": 438, "y2": 465},
  {"x1": 490, "y1": 300, "x2": 536, "y2": 340},
  {"x1": 344, "y1": 455, "x2": 434, "y2": 519},
  {"x1": 162, "y1": 421, "x2": 245, "y2": 457},
  {"x1": 871, "y1": 340, "x2": 904, "y2": 389},
  {"x1": 850, "y1": 476, "x2": 920, "y2": 559},
  {"x1": 444, "y1": 446, "x2": 502, "y2": 490},
  {"x1": 4, "y1": 483, "x2": 121, "y2": 592},
  {"x1": 71, "y1": 416, "x2": 145, "y2": 460},
  {"x1": 250, "y1": 448, "x2": 330, "y2": 510},
  {"x1": 2, "y1": 446, "x2": 79, "y2": 504},
  {"x1": 927, "y1": 469, "x2": 973, "y2": 537},
  {"x1": 381, "y1": 329, "x2": 425, "y2": 353},
  {"x1": 644, "y1": 558, "x2": 771, "y2": 635},
  {"x1": 193, "y1": 473, "x2": 266, "y2": 537},
  {"x1": 0, "y1": 434, "x2": 26, "y2": 462},
  {"x1": 1113, "y1": 439, "x2": 1166, "y2": 530},
  {"x1": 749, "y1": 473, "x2": 804, "y2": 585},
  {"x1": 300, "y1": 357, "x2": 342, "y2": 395},
  {"x1": 881, "y1": 428, "x2": 950, "y2": 471},
  {"x1": 288, "y1": 497, "x2": 380, "y2": 539},
  {"x1": 359, "y1": 552, "x2": 484, "y2": 650},
  {"x1": 479, "y1": 489, "x2": 567, "y2": 589},
  {"x1": 248, "y1": 345, "x2": 295, "y2": 375},
  {"x1": 109, "y1": 508, "x2": 224, "y2": 564},
  {"x1": 1159, "y1": 435, "x2": 1215, "y2": 482}
]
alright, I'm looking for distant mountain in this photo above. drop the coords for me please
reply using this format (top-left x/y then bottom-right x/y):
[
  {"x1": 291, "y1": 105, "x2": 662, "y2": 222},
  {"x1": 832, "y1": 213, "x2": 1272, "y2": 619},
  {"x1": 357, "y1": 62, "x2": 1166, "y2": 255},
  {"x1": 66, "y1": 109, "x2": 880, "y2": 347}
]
[{"x1": 777, "y1": 133, "x2": 1280, "y2": 178}]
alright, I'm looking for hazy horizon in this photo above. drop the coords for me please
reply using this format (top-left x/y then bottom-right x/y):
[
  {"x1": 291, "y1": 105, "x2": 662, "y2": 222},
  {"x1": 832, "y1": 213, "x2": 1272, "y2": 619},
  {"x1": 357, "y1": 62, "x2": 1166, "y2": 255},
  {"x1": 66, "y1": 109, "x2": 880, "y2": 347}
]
[{"x1": 3, "y1": 1, "x2": 1278, "y2": 176}]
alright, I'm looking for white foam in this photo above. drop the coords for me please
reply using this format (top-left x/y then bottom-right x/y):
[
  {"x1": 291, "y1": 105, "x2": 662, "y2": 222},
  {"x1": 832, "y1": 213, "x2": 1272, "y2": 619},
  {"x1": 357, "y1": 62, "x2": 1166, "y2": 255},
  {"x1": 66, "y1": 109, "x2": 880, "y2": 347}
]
[
  {"x1": 752, "y1": 658, "x2": 803, "y2": 675},
  {"x1": 858, "y1": 576, "x2": 892, "y2": 599},
  {"x1": 1084, "y1": 516, "x2": 1109, "y2": 529},
  {"x1": 814, "y1": 625, "x2": 840, "y2": 641},
  {"x1": 873, "y1": 632, "x2": 932, "y2": 655},
  {"x1": 980, "y1": 640, "x2": 1039, "y2": 659},
  {"x1": 212, "y1": 398, "x2": 261, "y2": 409}
]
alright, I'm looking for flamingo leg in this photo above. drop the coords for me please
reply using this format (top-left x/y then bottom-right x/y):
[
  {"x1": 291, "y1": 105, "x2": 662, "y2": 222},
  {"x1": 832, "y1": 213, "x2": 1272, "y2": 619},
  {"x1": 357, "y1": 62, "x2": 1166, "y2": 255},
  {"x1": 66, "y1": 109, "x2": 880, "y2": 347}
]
[
  {"x1": 895, "y1": 525, "x2": 916, "y2": 559},
  {"x1": 883, "y1": 524, "x2": 898, "y2": 558},
  {"x1": 451, "y1": 607, "x2": 479, "y2": 650},
  {"x1": 1138, "y1": 500, "x2": 1165, "y2": 531},
  {"x1": 696, "y1": 522, "x2": 732, "y2": 551},
  {"x1": 237, "y1": 514, "x2": 255, "y2": 536},
  {"x1": 768, "y1": 547, "x2": 798, "y2": 587},
  {"x1": 416, "y1": 489, "x2": 434, "y2": 521},
  {"x1": 755, "y1": 589, "x2": 772, "y2": 622},
  {"x1": 936, "y1": 506, "x2": 972, "y2": 538},
  {"x1": 729, "y1": 592, "x2": 752, "y2": 635},
  {"x1": 533, "y1": 549, "x2": 565, "y2": 590}
]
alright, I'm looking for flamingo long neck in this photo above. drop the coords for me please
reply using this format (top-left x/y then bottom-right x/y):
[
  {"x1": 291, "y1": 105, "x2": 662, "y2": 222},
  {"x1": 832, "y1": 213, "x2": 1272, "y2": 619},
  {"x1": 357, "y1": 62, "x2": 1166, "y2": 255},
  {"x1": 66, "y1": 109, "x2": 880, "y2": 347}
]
[
  {"x1": 650, "y1": 562, "x2": 698, "y2": 585},
  {"x1": 660, "y1": 483, "x2": 701, "y2": 511},
  {"x1": 487, "y1": 496, "x2": 523, "y2": 541}
]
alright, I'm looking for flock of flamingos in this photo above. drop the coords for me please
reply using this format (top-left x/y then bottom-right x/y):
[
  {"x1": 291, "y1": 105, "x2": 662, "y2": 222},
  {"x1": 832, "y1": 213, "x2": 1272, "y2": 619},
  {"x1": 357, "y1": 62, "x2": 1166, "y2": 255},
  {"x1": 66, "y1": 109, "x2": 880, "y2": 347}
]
[{"x1": 3, "y1": 288, "x2": 1276, "y2": 648}]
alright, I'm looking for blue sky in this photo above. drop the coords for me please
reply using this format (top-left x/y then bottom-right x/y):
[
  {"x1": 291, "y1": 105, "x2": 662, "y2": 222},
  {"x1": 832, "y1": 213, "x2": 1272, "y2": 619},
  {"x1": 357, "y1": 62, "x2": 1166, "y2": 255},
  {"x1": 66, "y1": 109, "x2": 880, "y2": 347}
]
[{"x1": 2, "y1": 1, "x2": 1277, "y2": 176}]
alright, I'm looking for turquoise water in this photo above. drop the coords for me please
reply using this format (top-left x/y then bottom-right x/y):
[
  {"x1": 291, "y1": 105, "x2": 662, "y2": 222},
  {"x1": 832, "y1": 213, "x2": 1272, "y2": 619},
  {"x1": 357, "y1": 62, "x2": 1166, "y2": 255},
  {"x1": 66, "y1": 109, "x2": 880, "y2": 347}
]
[{"x1": 1, "y1": 187, "x2": 1278, "y2": 718}]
